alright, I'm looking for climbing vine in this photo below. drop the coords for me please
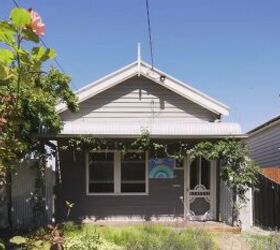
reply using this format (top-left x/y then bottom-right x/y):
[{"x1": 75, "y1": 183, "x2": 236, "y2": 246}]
[
  {"x1": 0, "y1": 7, "x2": 78, "y2": 227},
  {"x1": 61, "y1": 129, "x2": 259, "y2": 226}
]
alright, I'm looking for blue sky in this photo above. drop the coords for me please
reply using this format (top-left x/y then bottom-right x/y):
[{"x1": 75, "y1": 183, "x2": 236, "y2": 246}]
[{"x1": 2, "y1": 0, "x2": 280, "y2": 132}]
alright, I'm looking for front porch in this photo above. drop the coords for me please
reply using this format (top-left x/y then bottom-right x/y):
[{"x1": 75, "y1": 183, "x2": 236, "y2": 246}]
[{"x1": 54, "y1": 137, "x2": 235, "y2": 227}]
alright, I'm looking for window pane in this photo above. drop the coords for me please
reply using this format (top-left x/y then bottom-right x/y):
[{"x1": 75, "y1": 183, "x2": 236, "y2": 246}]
[
  {"x1": 88, "y1": 152, "x2": 114, "y2": 193},
  {"x1": 121, "y1": 152, "x2": 146, "y2": 193},
  {"x1": 89, "y1": 162, "x2": 114, "y2": 181},
  {"x1": 201, "y1": 158, "x2": 210, "y2": 189},
  {"x1": 190, "y1": 158, "x2": 199, "y2": 189},
  {"x1": 89, "y1": 183, "x2": 114, "y2": 193},
  {"x1": 121, "y1": 163, "x2": 145, "y2": 181},
  {"x1": 121, "y1": 183, "x2": 145, "y2": 193}
]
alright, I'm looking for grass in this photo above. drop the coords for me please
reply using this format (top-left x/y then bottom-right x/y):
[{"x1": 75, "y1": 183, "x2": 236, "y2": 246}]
[
  {"x1": 240, "y1": 231, "x2": 280, "y2": 250},
  {"x1": 2, "y1": 223, "x2": 218, "y2": 249},
  {"x1": 62, "y1": 222, "x2": 218, "y2": 250}
]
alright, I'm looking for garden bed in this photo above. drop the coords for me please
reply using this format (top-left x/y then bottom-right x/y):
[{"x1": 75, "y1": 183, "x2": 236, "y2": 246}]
[{"x1": 1, "y1": 223, "x2": 218, "y2": 250}]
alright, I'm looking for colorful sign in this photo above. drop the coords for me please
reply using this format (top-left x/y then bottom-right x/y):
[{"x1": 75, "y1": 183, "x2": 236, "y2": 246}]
[{"x1": 148, "y1": 158, "x2": 175, "y2": 179}]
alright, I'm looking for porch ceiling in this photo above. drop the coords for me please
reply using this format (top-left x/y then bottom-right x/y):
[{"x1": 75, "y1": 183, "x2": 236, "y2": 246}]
[{"x1": 57, "y1": 121, "x2": 245, "y2": 138}]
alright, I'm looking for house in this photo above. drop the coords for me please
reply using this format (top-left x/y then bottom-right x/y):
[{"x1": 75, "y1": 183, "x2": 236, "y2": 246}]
[
  {"x1": 247, "y1": 115, "x2": 280, "y2": 228},
  {"x1": 48, "y1": 57, "x2": 254, "y2": 228},
  {"x1": 247, "y1": 115, "x2": 280, "y2": 184}
]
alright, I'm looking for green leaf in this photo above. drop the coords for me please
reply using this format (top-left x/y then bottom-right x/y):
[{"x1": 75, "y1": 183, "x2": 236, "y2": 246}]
[
  {"x1": 9, "y1": 236, "x2": 27, "y2": 245},
  {"x1": 0, "y1": 31, "x2": 16, "y2": 46},
  {"x1": 0, "y1": 64, "x2": 9, "y2": 79},
  {"x1": 0, "y1": 49, "x2": 14, "y2": 64},
  {"x1": 47, "y1": 48, "x2": 56, "y2": 59},
  {"x1": 0, "y1": 21, "x2": 17, "y2": 34},
  {"x1": 32, "y1": 47, "x2": 56, "y2": 62},
  {"x1": 17, "y1": 48, "x2": 31, "y2": 65},
  {"x1": 32, "y1": 46, "x2": 46, "y2": 60},
  {"x1": 22, "y1": 28, "x2": 39, "y2": 43},
  {"x1": 10, "y1": 8, "x2": 31, "y2": 29}
]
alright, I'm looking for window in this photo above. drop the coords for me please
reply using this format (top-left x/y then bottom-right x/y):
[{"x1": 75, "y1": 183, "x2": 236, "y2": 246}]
[
  {"x1": 86, "y1": 151, "x2": 147, "y2": 195},
  {"x1": 121, "y1": 152, "x2": 146, "y2": 193},
  {"x1": 88, "y1": 152, "x2": 114, "y2": 193}
]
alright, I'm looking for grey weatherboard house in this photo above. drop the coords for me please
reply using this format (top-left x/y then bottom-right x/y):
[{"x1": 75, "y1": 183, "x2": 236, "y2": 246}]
[
  {"x1": 247, "y1": 115, "x2": 280, "y2": 184},
  {"x1": 51, "y1": 58, "x2": 251, "y2": 228}
]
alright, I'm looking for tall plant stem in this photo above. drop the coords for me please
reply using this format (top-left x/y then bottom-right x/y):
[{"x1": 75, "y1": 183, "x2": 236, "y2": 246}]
[{"x1": 16, "y1": 32, "x2": 22, "y2": 106}]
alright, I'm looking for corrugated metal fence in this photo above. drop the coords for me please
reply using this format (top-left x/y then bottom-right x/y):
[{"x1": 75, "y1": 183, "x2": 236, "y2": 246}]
[
  {"x1": 254, "y1": 173, "x2": 280, "y2": 229},
  {"x1": 219, "y1": 180, "x2": 233, "y2": 225},
  {"x1": 11, "y1": 160, "x2": 55, "y2": 229}
]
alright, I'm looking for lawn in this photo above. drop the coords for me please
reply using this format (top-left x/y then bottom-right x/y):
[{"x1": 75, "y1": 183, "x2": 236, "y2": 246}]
[
  {"x1": 240, "y1": 231, "x2": 280, "y2": 250},
  {"x1": 2, "y1": 223, "x2": 218, "y2": 250}
]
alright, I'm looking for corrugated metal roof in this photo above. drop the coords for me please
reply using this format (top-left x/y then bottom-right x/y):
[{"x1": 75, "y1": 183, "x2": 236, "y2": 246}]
[{"x1": 60, "y1": 121, "x2": 242, "y2": 138}]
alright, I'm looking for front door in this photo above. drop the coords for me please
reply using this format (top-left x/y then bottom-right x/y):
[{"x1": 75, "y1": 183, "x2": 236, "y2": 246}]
[{"x1": 185, "y1": 156, "x2": 216, "y2": 221}]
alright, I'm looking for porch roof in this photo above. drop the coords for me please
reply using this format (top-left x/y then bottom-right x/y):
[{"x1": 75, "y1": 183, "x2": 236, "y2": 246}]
[{"x1": 58, "y1": 121, "x2": 244, "y2": 138}]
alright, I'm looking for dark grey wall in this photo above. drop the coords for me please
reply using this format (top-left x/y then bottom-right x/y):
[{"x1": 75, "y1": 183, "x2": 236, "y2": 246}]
[
  {"x1": 55, "y1": 150, "x2": 184, "y2": 221},
  {"x1": 247, "y1": 123, "x2": 280, "y2": 167}
]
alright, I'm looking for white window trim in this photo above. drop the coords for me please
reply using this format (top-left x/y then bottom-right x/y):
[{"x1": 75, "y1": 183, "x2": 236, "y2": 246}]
[{"x1": 86, "y1": 151, "x2": 149, "y2": 196}]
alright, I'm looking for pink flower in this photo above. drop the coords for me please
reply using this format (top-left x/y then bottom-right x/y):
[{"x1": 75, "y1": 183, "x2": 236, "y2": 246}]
[{"x1": 28, "y1": 9, "x2": 45, "y2": 37}]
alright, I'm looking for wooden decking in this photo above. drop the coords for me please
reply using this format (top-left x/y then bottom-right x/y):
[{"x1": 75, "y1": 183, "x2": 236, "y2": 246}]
[{"x1": 83, "y1": 220, "x2": 241, "y2": 233}]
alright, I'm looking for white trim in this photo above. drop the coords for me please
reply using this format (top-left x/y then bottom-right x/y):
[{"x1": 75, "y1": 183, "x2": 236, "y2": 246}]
[
  {"x1": 56, "y1": 60, "x2": 229, "y2": 116},
  {"x1": 86, "y1": 151, "x2": 149, "y2": 196},
  {"x1": 86, "y1": 193, "x2": 149, "y2": 196},
  {"x1": 183, "y1": 155, "x2": 190, "y2": 218},
  {"x1": 210, "y1": 160, "x2": 217, "y2": 220}
]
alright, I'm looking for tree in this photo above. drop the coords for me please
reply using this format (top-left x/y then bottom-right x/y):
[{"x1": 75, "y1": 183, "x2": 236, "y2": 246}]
[{"x1": 0, "y1": 7, "x2": 78, "y2": 226}]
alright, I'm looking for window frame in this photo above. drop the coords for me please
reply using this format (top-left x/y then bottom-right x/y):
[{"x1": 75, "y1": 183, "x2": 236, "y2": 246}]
[{"x1": 86, "y1": 151, "x2": 149, "y2": 196}]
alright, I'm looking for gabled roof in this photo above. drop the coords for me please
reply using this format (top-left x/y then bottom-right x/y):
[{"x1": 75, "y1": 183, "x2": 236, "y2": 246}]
[
  {"x1": 247, "y1": 114, "x2": 280, "y2": 135},
  {"x1": 56, "y1": 60, "x2": 230, "y2": 116}
]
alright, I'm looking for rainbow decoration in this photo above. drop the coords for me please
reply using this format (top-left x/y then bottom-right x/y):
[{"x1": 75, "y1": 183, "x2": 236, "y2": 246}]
[{"x1": 149, "y1": 158, "x2": 175, "y2": 179}]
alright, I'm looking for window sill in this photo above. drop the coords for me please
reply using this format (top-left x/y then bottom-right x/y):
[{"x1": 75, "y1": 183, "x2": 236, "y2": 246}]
[{"x1": 86, "y1": 192, "x2": 149, "y2": 196}]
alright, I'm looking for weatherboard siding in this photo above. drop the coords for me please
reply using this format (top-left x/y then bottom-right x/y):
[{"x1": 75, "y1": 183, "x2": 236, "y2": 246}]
[
  {"x1": 60, "y1": 76, "x2": 218, "y2": 123},
  {"x1": 55, "y1": 149, "x2": 184, "y2": 221},
  {"x1": 247, "y1": 123, "x2": 280, "y2": 167}
]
